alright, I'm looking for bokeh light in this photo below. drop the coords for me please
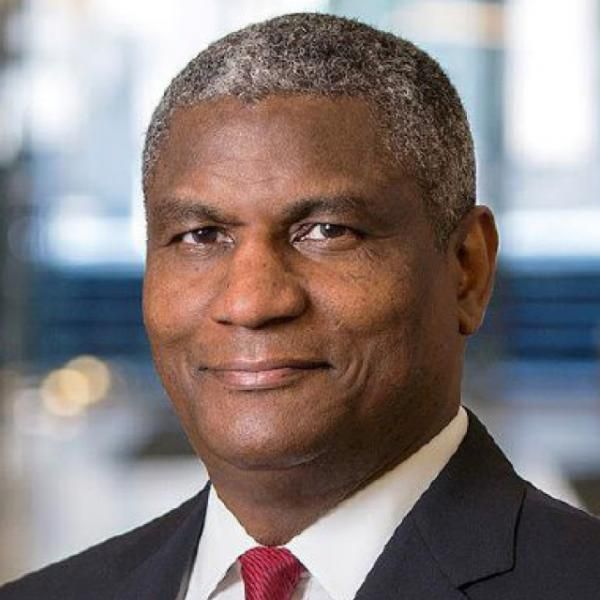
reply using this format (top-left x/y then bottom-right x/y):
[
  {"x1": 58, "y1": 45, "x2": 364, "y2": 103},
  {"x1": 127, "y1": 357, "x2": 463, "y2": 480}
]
[{"x1": 40, "y1": 356, "x2": 112, "y2": 417}]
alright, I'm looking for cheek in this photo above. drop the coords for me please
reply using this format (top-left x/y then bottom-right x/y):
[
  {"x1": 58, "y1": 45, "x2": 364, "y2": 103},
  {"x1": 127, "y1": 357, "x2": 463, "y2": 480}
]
[
  {"x1": 306, "y1": 263, "x2": 420, "y2": 391},
  {"x1": 143, "y1": 267, "x2": 200, "y2": 429},
  {"x1": 315, "y1": 258, "x2": 422, "y2": 338},
  {"x1": 143, "y1": 260, "x2": 209, "y2": 346},
  {"x1": 314, "y1": 254, "x2": 451, "y2": 386}
]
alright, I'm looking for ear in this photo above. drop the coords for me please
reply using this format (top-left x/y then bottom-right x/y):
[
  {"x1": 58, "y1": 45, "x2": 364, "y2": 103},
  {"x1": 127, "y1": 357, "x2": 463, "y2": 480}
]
[{"x1": 449, "y1": 206, "x2": 499, "y2": 336}]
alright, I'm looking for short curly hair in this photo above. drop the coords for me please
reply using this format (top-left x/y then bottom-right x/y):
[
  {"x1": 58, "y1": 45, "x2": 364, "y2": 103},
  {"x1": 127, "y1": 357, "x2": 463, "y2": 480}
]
[{"x1": 142, "y1": 12, "x2": 475, "y2": 247}]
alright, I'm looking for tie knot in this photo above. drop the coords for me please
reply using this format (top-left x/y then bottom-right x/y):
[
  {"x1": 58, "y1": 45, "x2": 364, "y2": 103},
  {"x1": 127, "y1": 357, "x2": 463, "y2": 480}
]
[{"x1": 239, "y1": 546, "x2": 305, "y2": 600}]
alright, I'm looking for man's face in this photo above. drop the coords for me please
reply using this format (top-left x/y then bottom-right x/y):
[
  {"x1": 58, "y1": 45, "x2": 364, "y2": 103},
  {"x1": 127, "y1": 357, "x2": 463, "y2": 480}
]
[{"x1": 143, "y1": 95, "x2": 463, "y2": 477}]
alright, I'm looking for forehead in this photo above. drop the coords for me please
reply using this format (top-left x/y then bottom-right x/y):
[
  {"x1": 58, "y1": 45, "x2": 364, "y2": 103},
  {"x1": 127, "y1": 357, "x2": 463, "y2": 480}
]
[{"x1": 148, "y1": 95, "x2": 399, "y2": 193}]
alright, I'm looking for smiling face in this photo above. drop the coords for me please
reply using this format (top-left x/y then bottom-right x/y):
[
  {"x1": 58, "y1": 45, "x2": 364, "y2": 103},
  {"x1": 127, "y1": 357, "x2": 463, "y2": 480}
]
[{"x1": 143, "y1": 95, "x2": 465, "y2": 482}]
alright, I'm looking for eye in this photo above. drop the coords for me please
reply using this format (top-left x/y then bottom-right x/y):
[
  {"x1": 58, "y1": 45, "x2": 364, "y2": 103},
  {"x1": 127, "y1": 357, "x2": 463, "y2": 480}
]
[
  {"x1": 297, "y1": 223, "x2": 355, "y2": 241},
  {"x1": 180, "y1": 226, "x2": 232, "y2": 246}
]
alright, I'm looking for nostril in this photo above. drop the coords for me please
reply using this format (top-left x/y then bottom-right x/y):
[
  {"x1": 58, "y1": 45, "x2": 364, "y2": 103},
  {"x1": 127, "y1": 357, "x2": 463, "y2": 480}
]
[{"x1": 211, "y1": 280, "x2": 308, "y2": 329}]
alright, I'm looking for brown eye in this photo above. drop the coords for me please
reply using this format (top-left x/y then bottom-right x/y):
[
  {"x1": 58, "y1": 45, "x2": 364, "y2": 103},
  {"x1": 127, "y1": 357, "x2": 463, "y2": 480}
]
[
  {"x1": 181, "y1": 227, "x2": 231, "y2": 245},
  {"x1": 301, "y1": 223, "x2": 351, "y2": 240}
]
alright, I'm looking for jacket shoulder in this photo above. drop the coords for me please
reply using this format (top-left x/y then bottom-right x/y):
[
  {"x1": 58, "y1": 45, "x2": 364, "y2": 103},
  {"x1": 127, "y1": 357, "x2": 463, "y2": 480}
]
[
  {"x1": 519, "y1": 482, "x2": 600, "y2": 560},
  {"x1": 466, "y1": 482, "x2": 600, "y2": 599},
  {"x1": 0, "y1": 492, "x2": 203, "y2": 600}
]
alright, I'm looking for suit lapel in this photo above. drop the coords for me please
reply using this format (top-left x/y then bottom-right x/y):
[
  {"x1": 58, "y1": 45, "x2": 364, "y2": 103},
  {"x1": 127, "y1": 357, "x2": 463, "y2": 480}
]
[
  {"x1": 355, "y1": 409, "x2": 526, "y2": 599},
  {"x1": 114, "y1": 484, "x2": 209, "y2": 600},
  {"x1": 355, "y1": 515, "x2": 467, "y2": 599}
]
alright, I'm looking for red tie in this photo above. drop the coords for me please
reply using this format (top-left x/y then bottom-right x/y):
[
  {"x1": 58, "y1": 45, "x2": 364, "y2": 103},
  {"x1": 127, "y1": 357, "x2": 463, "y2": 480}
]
[{"x1": 239, "y1": 546, "x2": 305, "y2": 600}]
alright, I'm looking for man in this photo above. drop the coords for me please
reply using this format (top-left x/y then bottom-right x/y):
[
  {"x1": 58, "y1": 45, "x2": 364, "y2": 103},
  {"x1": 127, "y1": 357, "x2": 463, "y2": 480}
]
[{"x1": 2, "y1": 12, "x2": 599, "y2": 600}]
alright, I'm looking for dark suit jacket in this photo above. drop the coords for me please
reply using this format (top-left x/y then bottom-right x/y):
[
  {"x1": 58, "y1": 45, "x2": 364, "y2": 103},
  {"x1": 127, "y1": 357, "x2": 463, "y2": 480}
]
[{"x1": 2, "y1": 410, "x2": 600, "y2": 599}]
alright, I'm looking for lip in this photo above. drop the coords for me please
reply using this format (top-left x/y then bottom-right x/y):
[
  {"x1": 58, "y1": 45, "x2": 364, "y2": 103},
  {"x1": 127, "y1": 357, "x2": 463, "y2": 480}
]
[{"x1": 202, "y1": 359, "x2": 329, "y2": 390}]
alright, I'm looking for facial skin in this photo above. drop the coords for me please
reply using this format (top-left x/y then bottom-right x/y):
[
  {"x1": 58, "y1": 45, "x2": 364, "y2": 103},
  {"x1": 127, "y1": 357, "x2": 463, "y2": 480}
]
[{"x1": 143, "y1": 95, "x2": 498, "y2": 543}]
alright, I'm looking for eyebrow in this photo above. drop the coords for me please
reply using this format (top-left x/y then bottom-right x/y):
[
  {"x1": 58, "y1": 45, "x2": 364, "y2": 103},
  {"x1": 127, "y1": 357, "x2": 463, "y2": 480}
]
[
  {"x1": 281, "y1": 195, "x2": 372, "y2": 223},
  {"x1": 147, "y1": 198, "x2": 234, "y2": 227},
  {"x1": 147, "y1": 194, "x2": 375, "y2": 230}
]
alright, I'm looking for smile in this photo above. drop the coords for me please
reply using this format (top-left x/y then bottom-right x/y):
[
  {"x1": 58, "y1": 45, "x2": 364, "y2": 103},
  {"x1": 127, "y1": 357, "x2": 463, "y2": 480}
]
[{"x1": 202, "y1": 359, "x2": 329, "y2": 391}]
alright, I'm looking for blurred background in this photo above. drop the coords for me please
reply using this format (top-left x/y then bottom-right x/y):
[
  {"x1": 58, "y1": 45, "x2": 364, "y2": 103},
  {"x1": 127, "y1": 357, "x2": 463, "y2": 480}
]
[{"x1": 1, "y1": 0, "x2": 599, "y2": 584}]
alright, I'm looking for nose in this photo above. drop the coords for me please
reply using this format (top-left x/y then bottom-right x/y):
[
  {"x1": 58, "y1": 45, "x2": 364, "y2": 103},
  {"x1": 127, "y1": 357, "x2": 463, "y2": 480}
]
[{"x1": 210, "y1": 238, "x2": 308, "y2": 329}]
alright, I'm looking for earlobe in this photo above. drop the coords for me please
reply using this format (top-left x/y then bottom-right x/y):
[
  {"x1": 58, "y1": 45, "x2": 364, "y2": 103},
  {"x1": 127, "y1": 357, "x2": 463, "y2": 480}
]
[{"x1": 452, "y1": 206, "x2": 499, "y2": 336}]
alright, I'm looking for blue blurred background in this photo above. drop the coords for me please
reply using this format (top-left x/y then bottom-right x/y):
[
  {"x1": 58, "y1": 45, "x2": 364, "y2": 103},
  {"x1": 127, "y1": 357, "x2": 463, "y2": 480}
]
[{"x1": 1, "y1": 0, "x2": 599, "y2": 584}]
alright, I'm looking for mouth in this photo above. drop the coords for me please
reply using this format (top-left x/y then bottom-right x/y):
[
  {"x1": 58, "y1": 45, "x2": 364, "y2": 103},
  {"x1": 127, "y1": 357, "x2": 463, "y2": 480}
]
[{"x1": 200, "y1": 359, "x2": 330, "y2": 391}]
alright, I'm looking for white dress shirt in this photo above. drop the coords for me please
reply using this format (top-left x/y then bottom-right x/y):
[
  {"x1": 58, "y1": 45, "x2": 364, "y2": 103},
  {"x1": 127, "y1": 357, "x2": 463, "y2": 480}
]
[{"x1": 184, "y1": 406, "x2": 468, "y2": 600}]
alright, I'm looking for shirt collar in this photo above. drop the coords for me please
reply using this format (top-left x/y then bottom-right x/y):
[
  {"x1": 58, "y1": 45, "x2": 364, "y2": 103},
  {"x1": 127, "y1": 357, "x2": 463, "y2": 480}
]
[
  {"x1": 190, "y1": 482, "x2": 256, "y2": 599},
  {"x1": 191, "y1": 406, "x2": 468, "y2": 600}
]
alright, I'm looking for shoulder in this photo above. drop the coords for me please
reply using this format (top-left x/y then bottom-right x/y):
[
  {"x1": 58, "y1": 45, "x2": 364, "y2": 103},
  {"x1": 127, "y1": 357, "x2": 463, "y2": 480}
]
[
  {"x1": 431, "y1": 410, "x2": 600, "y2": 599},
  {"x1": 467, "y1": 481, "x2": 600, "y2": 599},
  {"x1": 518, "y1": 482, "x2": 600, "y2": 564},
  {"x1": 0, "y1": 492, "x2": 205, "y2": 600}
]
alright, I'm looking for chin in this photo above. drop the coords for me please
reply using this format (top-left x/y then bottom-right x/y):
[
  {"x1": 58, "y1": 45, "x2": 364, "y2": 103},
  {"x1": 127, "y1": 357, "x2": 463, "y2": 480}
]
[{"x1": 198, "y1": 426, "x2": 330, "y2": 473}]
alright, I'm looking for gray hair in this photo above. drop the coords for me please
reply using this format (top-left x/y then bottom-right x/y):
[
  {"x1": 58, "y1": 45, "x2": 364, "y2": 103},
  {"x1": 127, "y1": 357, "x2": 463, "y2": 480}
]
[{"x1": 143, "y1": 12, "x2": 475, "y2": 247}]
